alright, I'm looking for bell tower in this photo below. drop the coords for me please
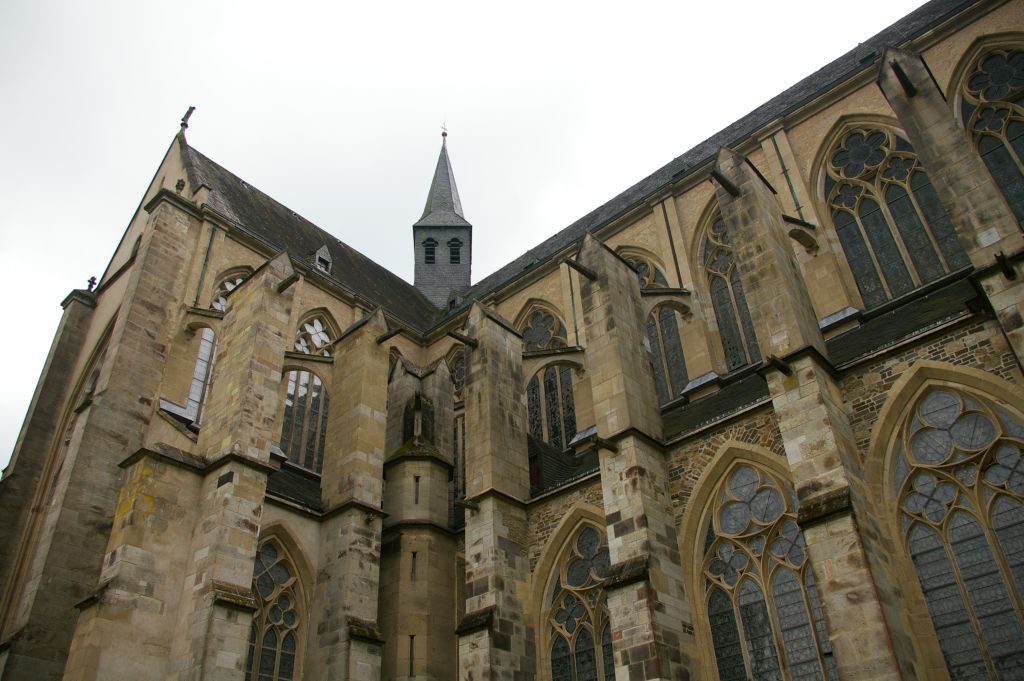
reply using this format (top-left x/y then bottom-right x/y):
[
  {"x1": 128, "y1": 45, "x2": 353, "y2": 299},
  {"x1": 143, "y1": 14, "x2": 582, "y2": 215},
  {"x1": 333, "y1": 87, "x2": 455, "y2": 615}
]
[{"x1": 413, "y1": 132, "x2": 472, "y2": 307}]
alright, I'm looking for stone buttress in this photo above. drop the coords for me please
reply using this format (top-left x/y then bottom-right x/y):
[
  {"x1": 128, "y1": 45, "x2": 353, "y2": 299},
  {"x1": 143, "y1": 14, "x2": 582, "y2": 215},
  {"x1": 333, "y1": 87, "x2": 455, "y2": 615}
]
[
  {"x1": 311, "y1": 308, "x2": 389, "y2": 680},
  {"x1": 162, "y1": 252, "x2": 294, "y2": 681},
  {"x1": 457, "y1": 302, "x2": 534, "y2": 680},
  {"x1": 878, "y1": 47, "x2": 1024, "y2": 370},
  {"x1": 576, "y1": 233, "x2": 694, "y2": 681},
  {"x1": 0, "y1": 197, "x2": 198, "y2": 681},
  {"x1": 379, "y1": 358, "x2": 457, "y2": 680},
  {"x1": 713, "y1": 148, "x2": 903, "y2": 680}
]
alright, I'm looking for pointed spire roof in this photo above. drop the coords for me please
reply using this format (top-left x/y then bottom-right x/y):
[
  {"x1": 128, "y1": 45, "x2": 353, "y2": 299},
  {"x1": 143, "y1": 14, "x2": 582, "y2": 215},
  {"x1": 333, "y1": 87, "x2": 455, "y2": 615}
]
[{"x1": 414, "y1": 133, "x2": 471, "y2": 228}]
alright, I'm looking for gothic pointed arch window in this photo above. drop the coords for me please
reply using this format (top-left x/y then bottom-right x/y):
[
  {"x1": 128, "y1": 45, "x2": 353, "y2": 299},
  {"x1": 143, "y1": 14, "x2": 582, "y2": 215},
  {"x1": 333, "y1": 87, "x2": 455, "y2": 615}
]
[
  {"x1": 959, "y1": 47, "x2": 1024, "y2": 226},
  {"x1": 824, "y1": 127, "x2": 969, "y2": 309},
  {"x1": 246, "y1": 538, "x2": 302, "y2": 681},
  {"x1": 646, "y1": 305, "x2": 688, "y2": 404},
  {"x1": 446, "y1": 347, "x2": 466, "y2": 401},
  {"x1": 698, "y1": 461, "x2": 838, "y2": 681},
  {"x1": 702, "y1": 214, "x2": 761, "y2": 371},
  {"x1": 280, "y1": 314, "x2": 335, "y2": 472},
  {"x1": 521, "y1": 307, "x2": 569, "y2": 352},
  {"x1": 545, "y1": 523, "x2": 614, "y2": 681},
  {"x1": 892, "y1": 387, "x2": 1024, "y2": 679},
  {"x1": 211, "y1": 268, "x2": 252, "y2": 312},
  {"x1": 620, "y1": 252, "x2": 670, "y2": 290},
  {"x1": 527, "y1": 364, "x2": 577, "y2": 451}
]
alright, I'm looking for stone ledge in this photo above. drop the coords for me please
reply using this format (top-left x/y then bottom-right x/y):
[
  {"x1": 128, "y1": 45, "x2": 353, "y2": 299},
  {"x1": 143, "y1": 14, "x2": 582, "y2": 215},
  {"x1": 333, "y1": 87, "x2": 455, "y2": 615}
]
[
  {"x1": 348, "y1": 616, "x2": 384, "y2": 645},
  {"x1": 455, "y1": 606, "x2": 496, "y2": 636},
  {"x1": 797, "y1": 486, "x2": 852, "y2": 526},
  {"x1": 603, "y1": 556, "x2": 649, "y2": 591},
  {"x1": 211, "y1": 581, "x2": 256, "y2": 612}
]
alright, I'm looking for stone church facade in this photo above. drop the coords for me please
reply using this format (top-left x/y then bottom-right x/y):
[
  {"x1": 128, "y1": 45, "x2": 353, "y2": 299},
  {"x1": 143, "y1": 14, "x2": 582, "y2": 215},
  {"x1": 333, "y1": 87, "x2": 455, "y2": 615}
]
[{"x1": 2, "y1": 0, "x2": 1024, "y2": 679}]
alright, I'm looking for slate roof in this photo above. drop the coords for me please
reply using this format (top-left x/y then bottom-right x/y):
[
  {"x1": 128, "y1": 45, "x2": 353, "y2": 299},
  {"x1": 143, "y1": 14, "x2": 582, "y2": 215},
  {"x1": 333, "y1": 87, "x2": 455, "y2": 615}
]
[
  {"x1": 415, "y1": 136, "x2": 471, "y2": 229},
  {"x1": 174, "y1": 0, "x2": 976, "y2": 339},
  {"x1": 179, "y1": 143, "x2": 441, "y2": 331},
  {"x1": 452, "y1": 0, "x2": 976, "y2": 311}
]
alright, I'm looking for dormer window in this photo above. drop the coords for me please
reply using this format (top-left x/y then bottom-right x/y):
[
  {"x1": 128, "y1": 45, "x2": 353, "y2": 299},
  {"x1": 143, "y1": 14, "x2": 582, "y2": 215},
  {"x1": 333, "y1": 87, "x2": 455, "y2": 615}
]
[
  {"x1": 315, "y1": 245, "x2": 332, "y2": 274},
  {"x1": 424, "y1": 238, "x2": 438, "y2": 265},
  {"x1": 448, "y1": 238, "x2": 462, "y2": 265}
]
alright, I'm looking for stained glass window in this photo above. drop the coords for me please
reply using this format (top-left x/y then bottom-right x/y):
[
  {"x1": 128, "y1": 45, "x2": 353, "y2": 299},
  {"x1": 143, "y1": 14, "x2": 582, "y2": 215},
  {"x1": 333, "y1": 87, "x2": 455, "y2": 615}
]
[
  {"x1": 895, "y1": 387, "x2": 1024, "y2": 679},
  {"x1": 824, "y1": 128, "x2": 969, "y2": 309},
  {"x1": 527, "y1": 365, "x2": 576, "y2": 450},
  {"x1": 647, "y1": 306, "x2": 688, "y2": 404},
  {"x1": 702, "y1": 215, "x2": 761, "y2": 371},
  {"x1": 447, "y1": 348, "x2": 466, "y2": 400},
  {"x1": 211, "y1": 270, "x2": 250, "y2": 312},
  {"x1": 621, "y1": 254, "x2": 669, "y2": 290},
  {"x1": 280, "y1": 316, "x2": 334, "y2": 472},
  {"x1": 701, "y1": 463, "x2": 837, "y2": 681},
  {"x1": 960, "y1": 48, "x2": 1024, "y2": 226},
  {"x1": 186, "y1": 327, "x2": 216, "y2": 423},
  {"x1": 547, "y1": 524, "x2": 614, "y2": 681},
  {"x1": 246, "y1": 539, "x2": 301, "y2": 681},
  {"x1": 521, "y1": 309, "x2": 569, "y2": 352}
]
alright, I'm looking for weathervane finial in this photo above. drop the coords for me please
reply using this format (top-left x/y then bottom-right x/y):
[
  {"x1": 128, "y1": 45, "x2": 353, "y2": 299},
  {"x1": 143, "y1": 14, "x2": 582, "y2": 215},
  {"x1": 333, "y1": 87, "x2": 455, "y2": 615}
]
[
  {"x1": 180, "y1": 106, "x2": 196, "y2": 131},
  {"x1": 441, "y1": 122, "x2": 448, "y2": 144}
]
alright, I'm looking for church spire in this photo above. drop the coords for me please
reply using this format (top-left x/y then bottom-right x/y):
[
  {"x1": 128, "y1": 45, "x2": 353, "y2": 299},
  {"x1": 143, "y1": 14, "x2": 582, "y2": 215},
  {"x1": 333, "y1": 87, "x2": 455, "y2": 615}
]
[
  {"x1": 415, "y1": 131, "x2": 470, "y2": 228},
  {"x1": 413, "y1": 131, "x2": 473, "y2": 308}
]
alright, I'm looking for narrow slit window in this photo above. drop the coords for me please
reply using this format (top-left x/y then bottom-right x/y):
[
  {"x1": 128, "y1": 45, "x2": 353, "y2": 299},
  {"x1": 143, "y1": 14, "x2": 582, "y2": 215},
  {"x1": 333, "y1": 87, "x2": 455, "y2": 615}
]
[
  {"x1": 414, "y1": 475, "x2": 420, "y2": 504},
  {"x1": 411, "y1": 552, "x2": 417, "y2": 582}
]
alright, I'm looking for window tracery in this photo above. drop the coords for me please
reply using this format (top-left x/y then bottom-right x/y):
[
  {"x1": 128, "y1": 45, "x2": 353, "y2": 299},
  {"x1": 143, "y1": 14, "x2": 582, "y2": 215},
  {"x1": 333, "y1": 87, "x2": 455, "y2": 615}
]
[
  {"x1": 447, "y1": 348, "x2": 466, "y2": 400},
  {"x1": 527, "y1": 365, "x2": 576, "y2": 451},
  {"x1": 700, "y1": 463, "x2": 837, "y2": 681},
  {"x1": 702, "y1": 215, "x2": 761, "y2": 371},
  {"x1": 521, "y1": 308, "x2": 569, "y2": 352},
  {"x1": 621, "y1": 254, "x2": 669, "y2": 290},
  {"x1": 281, "y1": 315, "x2": 335, "y2": 471},
  {"x1": 211, "y1": 270, "x2": 250, "y2": 312},
  {"x1": 824, "y1": 127, "x2": 969, "y2": 309},
  {"x1": 893, "y1": 387, "x2": 1024, "y2": 679},
  {"x1": 246, "y1": 539, "x2": 301, "y2": 681},
  {"x1": 960, "y1": 47, "x2": 1024, "y2": 226},
  {"x1": 646, "y1": 306, "x2": 688, "y2": 404},
  {"x1": 546, "y1": 524, "x2": 614, "y2": 681}
]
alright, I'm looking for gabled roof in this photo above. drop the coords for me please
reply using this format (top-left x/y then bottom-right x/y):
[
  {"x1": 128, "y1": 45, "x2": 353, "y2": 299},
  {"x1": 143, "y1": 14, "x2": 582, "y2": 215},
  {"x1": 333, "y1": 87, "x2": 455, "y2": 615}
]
[
  {"x1": 414, "y1": 135, "x2": 471, "y2": 229},
  {"x1": 178, "y1": 141, "x2": 441, "y2": 331}
]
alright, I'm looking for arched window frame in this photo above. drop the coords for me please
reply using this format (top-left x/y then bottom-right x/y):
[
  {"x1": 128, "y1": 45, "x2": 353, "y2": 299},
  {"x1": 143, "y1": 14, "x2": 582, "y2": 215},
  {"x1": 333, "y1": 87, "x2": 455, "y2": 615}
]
[
  {"x1": 535, "y1": 511, "x2": 615, "y2": 681},
  {"x1": 616, "y1": 248, "x2": 670, "y2": 290},
  {"x1": 646, "y1": 303, "x2": 689, "y2": 405},
  {"x1": 246, "y1": 536, "x2": 306, "y2": 681},
  {"x1": 423, "y1": 238, "x2": 438, "y2": 265},
  {"x1": 820, "y1": 125, "x2": 969, "y2": 310},
  {"x1": 517, "y1": 303, "x2": 570, "y2": 352},
  {"x1": 448, "y1": 238, "x2": 463, "y2": 265},
  {"x1": 527, "y1": 362, "x2": 577, "y2": 452},
  {"x1": 954, "y1": 42, "x2": 1024, "y2": 227},
  {"x1": 873, "y1": 370, "x2": 1024, "y2": 681},
  {"x1": 280, "y1": 312, "x2": 338, "y2": 472},
  {"x1": 682, "y1": 447, "x2": 838, "y2": 681},
  {"x1": 699, "y1": 210, "x2": 761, "y2": 371},
  {"x1": 211, "y1": 267, "x2": 253, "y2": 312},
  {"x1": 446, "y1": 346, "x2": 466, "y2": 401}
]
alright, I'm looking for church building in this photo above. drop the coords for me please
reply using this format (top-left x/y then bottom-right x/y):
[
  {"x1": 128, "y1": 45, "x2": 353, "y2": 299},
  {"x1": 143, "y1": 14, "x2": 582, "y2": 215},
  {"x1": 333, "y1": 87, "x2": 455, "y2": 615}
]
[{"x1": 2, "y1": 0, "x2": 1024, "y2": 679}]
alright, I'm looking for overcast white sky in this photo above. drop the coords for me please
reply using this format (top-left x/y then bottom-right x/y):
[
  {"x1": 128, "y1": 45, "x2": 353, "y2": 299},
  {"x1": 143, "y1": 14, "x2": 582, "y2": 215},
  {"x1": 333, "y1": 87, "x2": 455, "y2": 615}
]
[{"x1": 0, "y1": 0, "x2": 928, "y2": 471}]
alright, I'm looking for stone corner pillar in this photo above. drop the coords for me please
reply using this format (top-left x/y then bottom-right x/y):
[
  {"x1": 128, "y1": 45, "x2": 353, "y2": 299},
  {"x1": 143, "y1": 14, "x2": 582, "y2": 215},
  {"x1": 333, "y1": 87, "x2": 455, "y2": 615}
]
[
  {"x1": 576, "y1": 235, "x2": 692, "y2": 681},
  {"x1": 161, "y1": 251, "x2": 295, "y2": 681},
  {"x1": 314, "y1": 307, "x2": 390, "y2": 681},
  {"x1": 713, "y1": 146, "x2": 827, "y2": 361},
  {"x1": 878, "y1": 47, "x2": 1024, "y2": 374},
  {"x1": 458, "y1": 302, "x2": 534, "y2": 681}
]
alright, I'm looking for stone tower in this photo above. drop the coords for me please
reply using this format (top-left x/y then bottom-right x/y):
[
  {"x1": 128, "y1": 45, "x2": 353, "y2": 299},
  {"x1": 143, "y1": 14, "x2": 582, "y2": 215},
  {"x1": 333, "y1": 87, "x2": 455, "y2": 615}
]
[{"x1": 413, "y1": 132, "x2": 472, "y2": 307}]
